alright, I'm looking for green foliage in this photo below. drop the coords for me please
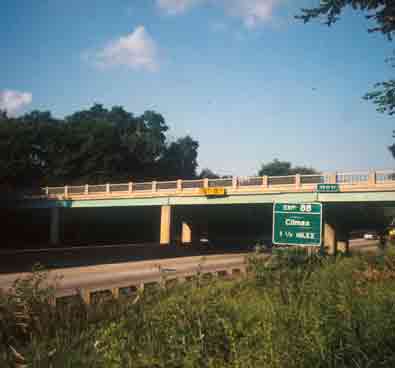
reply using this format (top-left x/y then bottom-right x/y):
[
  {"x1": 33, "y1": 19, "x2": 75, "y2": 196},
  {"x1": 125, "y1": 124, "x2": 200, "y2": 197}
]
[
  {"x1": 297, "y1": 1, "x2": 395, "y2": 117},
  {"x1": 297, "y1": 1, "x2": 395, "y2": 39},
  {"x1": 364, "y1": 78, "x2": 395, "y2": 116},
  {"x1": 258, "y1": 159, "x2": 318, "y2": 176},
  {"x1": 0, "y1": 104, "x2": 200, "y2": 190},
  {"x1": 4, "y1": 253, "x2": 395, "y2": 366},
  {"x1": 0, "y1": 265, "x2": 138, "y2": 367},
  {"x1": 199, "y1": 168, "x2": 220, "y2": 179},
  {"x1": 158, "y1": 135, "x2": 199, "y2": 180}
]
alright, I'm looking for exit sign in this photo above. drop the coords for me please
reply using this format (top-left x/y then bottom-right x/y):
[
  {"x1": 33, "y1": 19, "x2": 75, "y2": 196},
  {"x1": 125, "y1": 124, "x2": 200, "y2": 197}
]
[
  {"x1": 317, "y1": 184, "x2": 340, "y2": 193},
  {"x1": 273, "y1": 203, "x2": 322, "y2": 247}
]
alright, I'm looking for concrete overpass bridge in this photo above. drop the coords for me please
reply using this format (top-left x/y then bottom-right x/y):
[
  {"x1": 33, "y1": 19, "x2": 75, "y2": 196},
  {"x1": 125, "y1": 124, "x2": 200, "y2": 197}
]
[{"x1": 4, "y1": 170, "x2": 395, "y2": 254}]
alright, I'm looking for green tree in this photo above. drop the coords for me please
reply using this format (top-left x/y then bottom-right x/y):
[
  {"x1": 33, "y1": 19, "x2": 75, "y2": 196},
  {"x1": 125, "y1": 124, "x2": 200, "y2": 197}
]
[
  {"x1": 0, "y1": 110, "x2": 61, "y2": 190},
  {"x1": 365, "y1": 55, "x2": 395, "y2": 115},
  {"x1": 61, "y1": 104, "x2": 167, "y2": 184},
  {"x1": 258, "y1": 159, "x2": 317, "y2": 177},
  {"x1": 159, "y1": 136, "x2": 199, "y2": 180},
  {"x1": 297, "y1": 0, "x2": 395, "y2": 115},
  {"x1": 0, "y1": 104, "x2": 200, "y2": 191},
  {"x1": 199, "y1": 168, "x2": 220, "y2": 179}
]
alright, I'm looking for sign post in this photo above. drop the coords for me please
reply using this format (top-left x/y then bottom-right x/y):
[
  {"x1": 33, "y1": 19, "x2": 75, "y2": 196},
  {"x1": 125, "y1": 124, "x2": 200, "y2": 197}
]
[{"x1": 273, "y1": 203, "x2": 322, "y2": 247}]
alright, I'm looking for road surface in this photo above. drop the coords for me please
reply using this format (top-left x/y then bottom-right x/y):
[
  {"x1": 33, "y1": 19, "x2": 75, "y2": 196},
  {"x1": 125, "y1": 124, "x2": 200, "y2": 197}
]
[
  {"x1": 0, "y1": 253, "x2": 248, "y2": 298},
  {"x1": 349, "y1": 238, "x2": 380, "y2": 253},
  {"x1": 0, "y1": 241, "x2": 257, "y2": 274},
  {"x1": 0, "y1": 238, "x2": 381, "y2": 300}
]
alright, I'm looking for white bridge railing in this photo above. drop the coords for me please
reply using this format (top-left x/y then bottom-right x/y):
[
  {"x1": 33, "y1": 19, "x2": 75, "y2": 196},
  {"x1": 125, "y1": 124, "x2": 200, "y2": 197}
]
[{"x1": 42, "y1": 170, "x2": 395, "y2": 198}]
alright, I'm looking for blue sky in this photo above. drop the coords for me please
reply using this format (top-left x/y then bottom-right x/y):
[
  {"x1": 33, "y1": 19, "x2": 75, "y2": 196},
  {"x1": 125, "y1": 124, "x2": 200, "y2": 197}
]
[{"x1": 1, "y1": 0, "x2": 394, "y2": 176}]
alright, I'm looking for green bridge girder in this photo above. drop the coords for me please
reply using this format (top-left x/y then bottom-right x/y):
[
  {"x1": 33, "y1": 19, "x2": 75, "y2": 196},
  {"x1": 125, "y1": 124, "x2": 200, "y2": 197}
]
[
  {"x1": 4, "y1": 190, "x2": 395, "y2": 249},
  {"x1": 11, "y1": 190, "x2": 395, "y2": 209}
]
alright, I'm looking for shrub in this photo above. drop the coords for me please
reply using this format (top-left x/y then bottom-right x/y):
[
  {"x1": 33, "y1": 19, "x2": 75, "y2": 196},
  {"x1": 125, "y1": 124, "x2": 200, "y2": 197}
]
[{"x1": 3, "y1": 252, "x2": 395, "y2": 367}]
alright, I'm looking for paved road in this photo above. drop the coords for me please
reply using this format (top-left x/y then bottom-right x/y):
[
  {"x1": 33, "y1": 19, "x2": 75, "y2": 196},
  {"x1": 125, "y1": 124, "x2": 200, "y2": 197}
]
[
  {"x1": 0, "y1": 241, "x2": 257, "y2": 274},
  {"x1": 0, "y1": 253, "x2": 248, "y2": 297},
  {"x1": 349, "y1": 238, "x2": 380, "y2": 253},
  {"x1": 0, "y1": 238, "x2": 382, "y2": 299}
]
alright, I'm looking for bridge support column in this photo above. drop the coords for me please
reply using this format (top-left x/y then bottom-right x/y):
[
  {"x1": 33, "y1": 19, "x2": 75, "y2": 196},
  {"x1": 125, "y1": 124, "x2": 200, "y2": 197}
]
[
  {"x1": 50, "y1": 207, "x2": 60, "y2": 245},
  {"x1": 181, "y1": 222, "x2": 192, "y2": 245},
  {"x1": 336, "y1": 228, "x2": 351, "y2": 255},
  {"x1": 324, "y1": 222, "x2": 336, "y2": 255},
  {"x1": 160, "y1": 205, "x2": 172, "y2": 245},
  {"x1": 337, "y1": 240, "x2": 350, "y2": 254}
]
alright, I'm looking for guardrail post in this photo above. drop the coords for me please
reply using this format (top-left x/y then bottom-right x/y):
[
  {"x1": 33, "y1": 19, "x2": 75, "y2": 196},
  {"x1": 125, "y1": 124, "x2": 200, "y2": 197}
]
[
  {"x1": 129, "y1": 182, "x2": 133, "y2": 193},
  {"x1": 106, "y1": 183, "x2": 110, "y2": 194},
  {"x1": 368, "y1": 171, "x2": 376, "y2": 186},
  {"x1": 64, "y1": 186, "x2": 68, "y2": 198},
  {"x1": 152, "y1": 181, "x2": 157, "y2": 192},
  {"x1": 232, "y1": 177, "x2": 238, "y2": 190},
  {"x1": 295, "y1": 174, "x2": 301, "y2": 188},
  {"x1": 262, "y1": 176, "x2": 268, "y2": 188},
  {"x1": 85, "y1": 184, "x2": 89, "y2": 195},
  {"x1": 177, "y1": 179, "x2": 182, "y2": 192},
  {"x1": 203, "y1": 178, "x2": 209, "y2": 189}
]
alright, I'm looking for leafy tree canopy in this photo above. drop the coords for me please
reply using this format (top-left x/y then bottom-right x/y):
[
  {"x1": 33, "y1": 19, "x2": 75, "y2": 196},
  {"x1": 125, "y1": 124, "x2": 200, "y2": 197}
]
[
  {"x1": 258, "y1": 159, "x2": 318, "y2": 177},
  {"x1": 158, "y1": 136, "x2": 199, "y2": 180},
  {"x1": 199, "y1": 168, "x2": 220, "y2": 179},
  {"x1": 297, "y1": 1, "x2": 395, "y2": 39},
  {"x1": 297, "y1": 0, "x2": 395, "y2": 115},
  {"x1": 0, "y1": 104, "x2": 199, "y2": 190}
]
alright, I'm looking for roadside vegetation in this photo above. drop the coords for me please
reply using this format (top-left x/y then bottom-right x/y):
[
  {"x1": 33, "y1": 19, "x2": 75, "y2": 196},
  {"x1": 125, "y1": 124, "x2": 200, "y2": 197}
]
[{"x1": 2, "y1": 250, "x2": 395, "y2": 367}]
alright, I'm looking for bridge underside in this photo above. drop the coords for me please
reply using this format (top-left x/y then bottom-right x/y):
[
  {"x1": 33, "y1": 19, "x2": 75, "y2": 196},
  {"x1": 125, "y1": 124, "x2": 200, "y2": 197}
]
[{"x1": 3, "y1": 200, "x2": 395, "y2": 251}]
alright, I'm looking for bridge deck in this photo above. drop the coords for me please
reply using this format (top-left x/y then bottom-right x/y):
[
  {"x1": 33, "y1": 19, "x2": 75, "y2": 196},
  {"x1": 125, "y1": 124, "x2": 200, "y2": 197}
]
[{"x1": 39, "y1": 170, "x2": 395, "y2": 202}]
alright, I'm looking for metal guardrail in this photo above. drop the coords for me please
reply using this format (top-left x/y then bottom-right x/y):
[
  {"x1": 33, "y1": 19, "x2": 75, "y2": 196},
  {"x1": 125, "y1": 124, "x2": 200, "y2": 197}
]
[
  {"x1": 133, "y1": 182, "x2": 152, "y2": 192},
  {"x1": 157, "y1": 181, "x2": 178, "y2": 191},
  {"x1": 182, "y1": 179, "x2": 204, "y2": 189},
  {"x1": 89, "y1": 184, "x2": 107, "y2": 193},
  {"x1": 68, "y1": 185, "x2": 85, "y2": 195},
  {"x1": 300, "y1": 174, "x2": 327, "y2": 184},
  {"x1": 41, "y1": 170, "x2": 395, "y2": 199},
  {"x1": 238, "y1": 177, "x2": 262, "y2": 187},
  {"x1": 47, "y1": 187, "x2": 65, "y2": 196},
  {"x1": 110, "y1": 183, "x2": 129, "y2": 192},
  {"x1": 268, "y1": 175, "x2": 295, "y2": 186},
  {"x1": 376, "y1": 170, "x2": 395, "y2": 183},
  {"x1": 208, "y1": 178, "x2": 233, "y2": 188},
  {"x1": 336, "y1": 172, "x2": 369, "y2": 185},
  {"x1": 56, "y1": 260, "x2": 248, "y2": 305}
]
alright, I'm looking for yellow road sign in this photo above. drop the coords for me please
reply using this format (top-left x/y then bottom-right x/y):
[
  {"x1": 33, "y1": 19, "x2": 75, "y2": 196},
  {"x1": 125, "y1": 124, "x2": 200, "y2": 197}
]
[{"x1": 201, "y1": 187, "x2": 226, "y2": 196}]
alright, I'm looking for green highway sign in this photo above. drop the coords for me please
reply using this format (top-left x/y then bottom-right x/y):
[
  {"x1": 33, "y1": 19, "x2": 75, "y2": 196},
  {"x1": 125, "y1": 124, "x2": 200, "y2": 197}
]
[
  {"x1": 317, "y1": 184, "x2": 340, "y2": 193},
  {"x1": 273, "y1": 203, "x2": 322, "y2": 247}
]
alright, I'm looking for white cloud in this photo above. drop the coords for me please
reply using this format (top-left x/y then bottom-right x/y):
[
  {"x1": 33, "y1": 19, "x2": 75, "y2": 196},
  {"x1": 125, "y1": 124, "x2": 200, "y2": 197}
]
[
  {"x1": 94, "y1": 26, "x2": 158, "y2": 71},
  {"x1": 226, "y1": 0, "x2": 278, "y2": 28},
  {"x1": 0, "y1": 90, "x2": 32, "y2": 115},
  {"x1": 156, "y1": 0, "x2": 281, "y2": 28},
  {"x1": 156, "y1": 0, "x2": 202, "y2": 14}
]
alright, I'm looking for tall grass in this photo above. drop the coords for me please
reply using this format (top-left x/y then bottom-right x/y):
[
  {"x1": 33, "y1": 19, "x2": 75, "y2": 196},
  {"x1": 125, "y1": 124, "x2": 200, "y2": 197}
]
[{"x1": 2, "y1": 250, "x2": 395, "y2": 367}]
